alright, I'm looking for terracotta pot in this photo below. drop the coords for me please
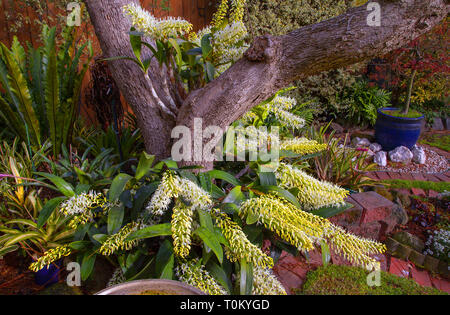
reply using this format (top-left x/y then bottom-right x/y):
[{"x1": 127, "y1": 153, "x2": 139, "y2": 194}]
[{"x1": 95, "y1": 279, "x2": 206, "y2": 295}]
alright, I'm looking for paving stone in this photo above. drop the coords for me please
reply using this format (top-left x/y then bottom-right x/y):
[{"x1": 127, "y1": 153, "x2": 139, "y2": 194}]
[
  {"x1": 414, "y1": 173, "x2": 426, "y2": 181},
  {"x1": 401, "y1": 173, "x2": 414, "y2": 181},
  {"x1": 352, "y1": 221, "x2": 384, "y2": 241},
  {"x1": 411, "y1": 188, "x2": 426, "y2": 197},
  {"x1": 425, "y1": 174, "x2": 441, "y2": 182},
  {"x1": 428, "y1": 190, "x2": 439, "y2": 198},
  {"x1": 351, "y1": 192, "x2": 394, "y2": 222},
  {"x1": 329, "y1": 197, "x2": 363, "y2": 228},
  {"x1": 272, "y1": 267, "x2": 304, "y2": 294},
  {"x1": 434, "y1": 173, "x2": 449, "y2": 182},
  {"x1": 431, "y1": 277, "x2": 450, "y2": 294},
  {"x1": 389, "y1": 257, "x2": 411, "y2": 278},
  {"x1": 410, "y1": 266, "x2": 432, "y2": 288},
  {"x1": 376, "y1": 172, "x2": 390, "y2": 180},
  {"x1": 397, "y1": 188, "x2": 412, "y2": 196}
]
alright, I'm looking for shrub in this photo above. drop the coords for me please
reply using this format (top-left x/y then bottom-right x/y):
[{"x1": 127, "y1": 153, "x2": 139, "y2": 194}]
[{"x1": 244, "y1": 0, "x2": 366, "y2": 122}]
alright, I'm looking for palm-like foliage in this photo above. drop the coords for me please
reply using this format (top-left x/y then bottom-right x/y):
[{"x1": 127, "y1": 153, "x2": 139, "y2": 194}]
[{"x1": 0, "y1": 26, "x2": 93, "y2": 156}]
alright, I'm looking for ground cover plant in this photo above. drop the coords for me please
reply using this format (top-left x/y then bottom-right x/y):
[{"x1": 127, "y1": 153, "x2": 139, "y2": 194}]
[{"x1": 302, "y1": 265, "x2": 447, "y2": 295}]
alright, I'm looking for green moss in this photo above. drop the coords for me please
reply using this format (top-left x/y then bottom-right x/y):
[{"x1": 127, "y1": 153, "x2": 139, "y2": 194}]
[
  {"x1": 419, "y1": 134, "x2": 450, "y2": 152},
  {"x1": 382, "y1": 109, "x2": 423, "y2": 118},
  {"x1": 302, "y1": 265, "x2": 447, "y2": 295},
  {"x1": 382, "y1": 179, "x2": 450, "y2": 193}
]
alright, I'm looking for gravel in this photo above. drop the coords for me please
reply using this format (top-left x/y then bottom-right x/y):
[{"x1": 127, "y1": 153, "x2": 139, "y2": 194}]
[{"x1": 377, "y1": 147, "x2": 449, "y2": 174}]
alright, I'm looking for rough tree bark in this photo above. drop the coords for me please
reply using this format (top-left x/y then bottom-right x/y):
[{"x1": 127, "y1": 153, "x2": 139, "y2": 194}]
[{"x1": 84, "y1": 0, "x2": 448, "y2": 169}]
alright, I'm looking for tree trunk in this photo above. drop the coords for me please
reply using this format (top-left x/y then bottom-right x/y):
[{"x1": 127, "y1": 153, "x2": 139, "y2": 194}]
[
  {"x1": 84, "y1": 0, "x2": 448, "y2": 169},
  {"x1": 403, "y1": 68, "x2": 417, "y2": 115}
]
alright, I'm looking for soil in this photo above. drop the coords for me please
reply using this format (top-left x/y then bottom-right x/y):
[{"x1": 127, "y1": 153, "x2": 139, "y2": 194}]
[{"x1": 0, "y1": 252, "x2": 42, "y2": 295}]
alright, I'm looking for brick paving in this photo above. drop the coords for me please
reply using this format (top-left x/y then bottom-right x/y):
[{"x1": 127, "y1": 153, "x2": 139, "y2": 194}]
[{"x1": 366, "y1": 168, "x2": 449, "y2": 199}]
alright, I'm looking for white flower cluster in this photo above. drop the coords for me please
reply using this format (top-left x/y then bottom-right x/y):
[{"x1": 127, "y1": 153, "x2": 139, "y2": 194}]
[
  {"x1": 212, "y1": 21, "x2": 248, "y2": 66},
  {"x1": 266, "y1": 96, "x2": 305, "y2": 130},
  {"x1": 146, "y1": 171, "x2": 181, "y2": 216},
  {"x1": 146, "y1": 171, "x2": 213, "y2": 216},
  {"x1": 59, "y1": 191, "x2": 105, "y2": 216},
  {"x1": 123, "y1": 3, "x2": 193, "y2": 41},
  {"x1": 424, "y1": 229, "x2": 450, "y2": 260}
]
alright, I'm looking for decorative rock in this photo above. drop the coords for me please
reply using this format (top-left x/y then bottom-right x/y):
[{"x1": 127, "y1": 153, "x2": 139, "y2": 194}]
[
  {"x1": 391, "y1": 204, "x2": 409, "y2": 226},
  {"x1": 374, "y1": 151, "x2": 387, "y2": 167},
  {"x1": 393, "y1": 231, "x2": 425, "y2": 252},
  {"x1": 412, "y1": 145, "x2": 426, "y2": 164},
  {"x1": 352, "y1": 137, "x2": 371, "y2": 148},
  {"x1": 388, "y1": 146, "x2": 413, "y2": 163},
  {"x1": 369, "y1": 143, "x2": 382, "y2": 153},
  {"x1": 432, "y1": 117, "x2": 444, "y2": 131}
]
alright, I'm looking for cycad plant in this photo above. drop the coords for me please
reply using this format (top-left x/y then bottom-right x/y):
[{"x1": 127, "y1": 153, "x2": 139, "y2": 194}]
[{"x1": 0, "y1": 25, "x2": 92, "y2": 156}]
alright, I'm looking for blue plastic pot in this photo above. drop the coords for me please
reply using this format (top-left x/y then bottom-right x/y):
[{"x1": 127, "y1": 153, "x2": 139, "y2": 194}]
[
  {"x1": 374, "y1": 107, "x2": 424, "y2": 151},
  {"x1": 35, "y1": 260, "x2": 62, "y2": 287}
]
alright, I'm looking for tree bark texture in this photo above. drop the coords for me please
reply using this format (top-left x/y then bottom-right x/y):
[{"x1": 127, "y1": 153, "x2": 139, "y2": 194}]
[{"x1": 84, "y1": 0, "x2": 448, "y2": 169}]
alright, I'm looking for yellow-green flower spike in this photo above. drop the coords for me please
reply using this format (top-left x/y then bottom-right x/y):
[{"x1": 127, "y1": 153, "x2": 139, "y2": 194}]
[
  {"x1": 176, "y1": 259, "x2": 228, "y2": 295},
  {"x1": 178, "y1": 178, "x2": 213, "y2": 211},
  {"x1": 211, "y1": 0, "x2": 229, "y2": 27},
  {"x1": 265, "y1": 96, "x2": 305, "y2": 129},
  {"x1": 326, "y1": 225, "x2": 386, "y2": 269},
  {"x1": 100, "y1": 222, "x2": 140, "y2": 256},
  {"x1": 251, "y1": 265, "x2": 287, "y2": 295},
  {"x1": 123, "y1": 3, "x2": 193, "y2": 41},
  {"x1": 29, "y1": 245, "x2": 72, "y2": 272},
  {"x1": 60, "y1": 191, "x2": 112, "y2": 228},
  {"x1": 229, "y1": 0, "x2": 246, "y2": 23},
  {"x1": 213, "y1": 210, "x2": 273, "y2": 268},
  {"x1": 281, "y1": 137, "x2": 328, "y2": 155},
  {"x1": 171, "y1": 200, "x2": 194, "y2": 258},
  {"x1": 239, "y1": 195, "x2": 331, "y2": 251},
  {"x1": 276, "y1": 163, "x2": 349, "y2": 210}
]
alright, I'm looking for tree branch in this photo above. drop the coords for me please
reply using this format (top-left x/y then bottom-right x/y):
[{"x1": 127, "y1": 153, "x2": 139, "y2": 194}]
[{"x1": 177, "y1": 0, "x2": 448, "y2": 167}]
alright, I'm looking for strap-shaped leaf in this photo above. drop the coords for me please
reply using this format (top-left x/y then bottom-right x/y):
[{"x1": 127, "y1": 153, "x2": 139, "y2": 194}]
[
  {"x1": 44, "y1": 33, "x2": 61, "y2": 155},
  {"x1": 0, "y1": 43, "x2": 40, "y2": 145},
  {"x1": 107, "y1": 204, "x2": 124, "y2": 235},
  {"x1": 194, "y1": 227, "x2": 223, "y2": 264},
  {"x1": 37, "y1": 197, "x2": 66, "y2": 229},
  {"x1": 125, "y1": 223, "x2": 172, "y2": 242},
  {"x1": 108, "y1": 173, "x2": 132, "y2": 202},
  {"x1": 207, "y1": 170, "x2": 241, "y2": 186},
  {"x1": 35, "y1": 172, "x2": 75, "y2": 197}
]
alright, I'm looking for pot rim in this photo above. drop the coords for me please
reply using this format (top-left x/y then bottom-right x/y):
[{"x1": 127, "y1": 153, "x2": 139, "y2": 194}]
[
  {"x1": 377, "y1": 107, "x2": 424, "y2": 121},
  {"x1": 95, "y1": 279, "x2": 206, "y2": 295}
]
